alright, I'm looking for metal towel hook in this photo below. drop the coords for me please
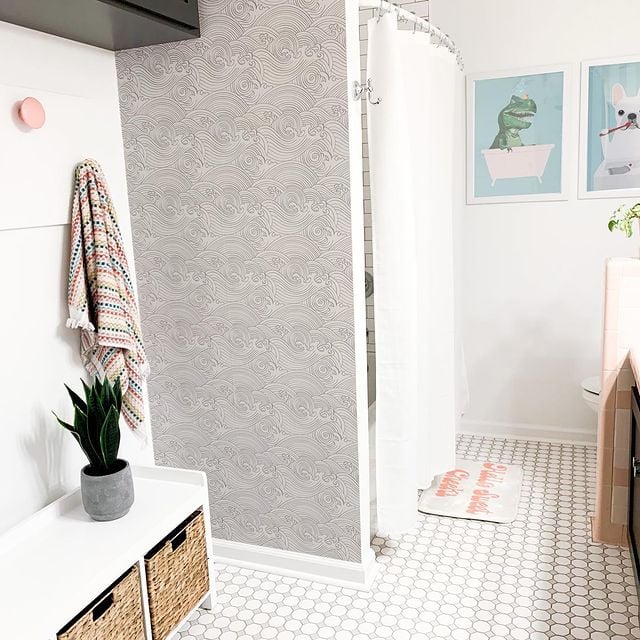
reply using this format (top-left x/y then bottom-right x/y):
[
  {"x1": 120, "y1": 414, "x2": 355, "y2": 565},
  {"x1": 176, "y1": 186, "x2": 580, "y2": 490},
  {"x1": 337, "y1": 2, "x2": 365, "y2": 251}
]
[{"x1": 353, "y1": 79, "x2": 382, "y2": 106}]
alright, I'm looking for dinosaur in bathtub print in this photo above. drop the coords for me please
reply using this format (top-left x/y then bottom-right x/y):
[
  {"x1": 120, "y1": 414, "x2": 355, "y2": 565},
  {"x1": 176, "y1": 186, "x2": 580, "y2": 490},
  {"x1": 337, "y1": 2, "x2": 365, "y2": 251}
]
[
  {"x1": 481, "y1": 91, "x2": 554, "y2": 187},
  {"x1": 490, "y1": 94, "x2": 537, "y2": 151}
]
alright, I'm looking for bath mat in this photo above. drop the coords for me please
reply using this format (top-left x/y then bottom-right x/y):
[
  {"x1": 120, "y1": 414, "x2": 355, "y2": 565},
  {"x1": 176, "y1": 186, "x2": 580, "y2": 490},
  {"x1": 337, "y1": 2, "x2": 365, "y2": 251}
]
[{"x1": 418, "y1": 459, "x2": 523, "y2": 524}]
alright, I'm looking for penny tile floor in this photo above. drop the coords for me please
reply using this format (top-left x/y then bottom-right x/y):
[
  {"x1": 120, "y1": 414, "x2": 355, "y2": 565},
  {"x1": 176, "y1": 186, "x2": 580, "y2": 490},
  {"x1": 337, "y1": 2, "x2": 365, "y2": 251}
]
[{"x1": 178, "y1": 434, "x2": 639, "y2": 639}]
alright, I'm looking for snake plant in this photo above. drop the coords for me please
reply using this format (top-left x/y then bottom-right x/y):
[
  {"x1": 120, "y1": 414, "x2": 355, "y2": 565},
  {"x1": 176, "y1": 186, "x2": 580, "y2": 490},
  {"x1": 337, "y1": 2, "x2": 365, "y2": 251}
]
[{"x1": 54, "y1": 377, "x2": 123, "y2": 475}]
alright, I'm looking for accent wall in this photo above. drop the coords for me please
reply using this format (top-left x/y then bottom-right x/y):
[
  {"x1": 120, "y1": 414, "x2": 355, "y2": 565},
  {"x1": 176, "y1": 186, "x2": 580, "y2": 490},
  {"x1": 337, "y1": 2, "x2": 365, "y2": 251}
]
[{"x1": 117, "y1": 0, "x2": 364, "y2": 562}]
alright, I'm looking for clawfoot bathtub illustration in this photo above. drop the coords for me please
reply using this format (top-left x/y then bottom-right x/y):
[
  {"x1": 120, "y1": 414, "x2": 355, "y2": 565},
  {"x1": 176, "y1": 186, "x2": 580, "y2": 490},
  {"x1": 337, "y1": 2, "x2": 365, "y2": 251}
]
[{"x1": 482, "y1": 144, "x2": 555, "y2": 186}]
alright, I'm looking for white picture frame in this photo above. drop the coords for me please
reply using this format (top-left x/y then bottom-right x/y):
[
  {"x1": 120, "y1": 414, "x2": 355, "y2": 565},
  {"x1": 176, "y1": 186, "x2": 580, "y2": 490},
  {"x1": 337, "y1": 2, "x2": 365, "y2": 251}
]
[
  {"x1": 579, "y1": 55, "x2": 640, "y2": 200},
  {"x1": 467, "y1": 65, "x2": 571, "y2": 205}
]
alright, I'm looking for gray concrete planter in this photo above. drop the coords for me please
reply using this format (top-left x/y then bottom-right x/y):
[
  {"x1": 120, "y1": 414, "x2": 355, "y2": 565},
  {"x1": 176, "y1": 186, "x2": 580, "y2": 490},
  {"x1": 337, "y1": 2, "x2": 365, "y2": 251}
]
[{"x1": 80, "y1": 459, "x2": 135, "y2": 521}]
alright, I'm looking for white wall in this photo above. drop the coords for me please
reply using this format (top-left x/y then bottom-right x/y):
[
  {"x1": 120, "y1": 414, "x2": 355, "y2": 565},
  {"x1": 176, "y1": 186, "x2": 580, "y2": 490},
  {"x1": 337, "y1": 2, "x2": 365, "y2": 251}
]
[
  {"x1": 0, "y1": 22, "x2": 153, "y2": 534},
  {"x1": 431, "y1": 0, "x2": 639, "y2": 437}
]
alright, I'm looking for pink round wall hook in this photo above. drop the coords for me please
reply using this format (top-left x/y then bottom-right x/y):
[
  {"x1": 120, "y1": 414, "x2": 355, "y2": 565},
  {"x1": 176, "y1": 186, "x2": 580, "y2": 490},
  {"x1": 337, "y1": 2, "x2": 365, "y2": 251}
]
[{"x1": 18, "y1": 97, "x2": 46, "y2": 129}]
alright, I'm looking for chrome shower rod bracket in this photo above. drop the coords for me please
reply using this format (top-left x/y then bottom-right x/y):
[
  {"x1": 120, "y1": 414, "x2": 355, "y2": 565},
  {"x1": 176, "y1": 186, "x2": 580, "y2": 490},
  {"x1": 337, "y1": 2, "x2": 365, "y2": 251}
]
[{"x1": 354, "y1": 79, "x2": 382, "y2": 105}]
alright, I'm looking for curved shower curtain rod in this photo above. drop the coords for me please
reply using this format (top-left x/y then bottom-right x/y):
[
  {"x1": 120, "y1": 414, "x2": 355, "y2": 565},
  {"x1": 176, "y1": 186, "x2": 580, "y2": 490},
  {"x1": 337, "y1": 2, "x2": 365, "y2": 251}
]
[{"x1": 358, "y1": 0, "x2": 464, "y2": 70}]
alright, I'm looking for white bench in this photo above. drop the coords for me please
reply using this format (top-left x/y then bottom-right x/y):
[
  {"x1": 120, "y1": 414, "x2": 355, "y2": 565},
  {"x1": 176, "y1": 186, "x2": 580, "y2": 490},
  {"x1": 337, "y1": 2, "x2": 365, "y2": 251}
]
[{"x1": 0, "y1": 465, "x2": 215, "y2": 639}]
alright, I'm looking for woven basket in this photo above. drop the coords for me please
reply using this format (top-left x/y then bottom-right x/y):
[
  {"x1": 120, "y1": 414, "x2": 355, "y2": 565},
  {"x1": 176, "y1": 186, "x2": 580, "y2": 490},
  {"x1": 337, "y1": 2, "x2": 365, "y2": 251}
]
[
  {"x1": 145, "y1": 509, "x2": 209, "y2": 640},
  {"x1": 57, "y1": 565, "x2": 145, "y2": 640}
]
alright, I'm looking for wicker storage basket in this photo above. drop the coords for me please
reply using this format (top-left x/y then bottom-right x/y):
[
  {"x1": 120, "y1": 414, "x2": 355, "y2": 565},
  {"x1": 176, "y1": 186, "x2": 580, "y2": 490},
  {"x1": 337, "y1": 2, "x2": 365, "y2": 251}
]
[
  {"x1": 145, "y1": 509, "x2": 209, "y2": 639},
  {"x1": 57, "y1": 565, "x2": 145, "y2": 640}
]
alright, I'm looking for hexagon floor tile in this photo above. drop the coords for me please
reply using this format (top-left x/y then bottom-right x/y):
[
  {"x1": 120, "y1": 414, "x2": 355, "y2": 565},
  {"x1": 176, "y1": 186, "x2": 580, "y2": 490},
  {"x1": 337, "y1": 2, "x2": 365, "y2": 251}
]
[{"x1": 178, "y1": 434, "x2": 640, "y2": 639}]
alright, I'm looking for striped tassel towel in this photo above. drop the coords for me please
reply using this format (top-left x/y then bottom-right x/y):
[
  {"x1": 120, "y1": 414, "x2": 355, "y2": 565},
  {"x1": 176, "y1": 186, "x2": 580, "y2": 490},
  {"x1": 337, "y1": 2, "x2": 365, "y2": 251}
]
[{"x1": 67, "y1": 159, "x2": 149, "y2": 432}]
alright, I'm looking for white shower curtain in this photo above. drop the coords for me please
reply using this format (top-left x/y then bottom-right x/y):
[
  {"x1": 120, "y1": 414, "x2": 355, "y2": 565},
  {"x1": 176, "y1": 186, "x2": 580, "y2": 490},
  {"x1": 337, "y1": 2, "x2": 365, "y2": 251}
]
[{"x1": 368, "y1": 13, "x2": 461, "y2": 535}]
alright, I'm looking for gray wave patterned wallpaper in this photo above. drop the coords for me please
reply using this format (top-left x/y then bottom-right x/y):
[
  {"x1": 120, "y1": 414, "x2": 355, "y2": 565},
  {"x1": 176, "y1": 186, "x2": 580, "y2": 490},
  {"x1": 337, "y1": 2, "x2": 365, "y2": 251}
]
[{"x1": 116, "y1": 0, "x2": 361, "y2": 561}]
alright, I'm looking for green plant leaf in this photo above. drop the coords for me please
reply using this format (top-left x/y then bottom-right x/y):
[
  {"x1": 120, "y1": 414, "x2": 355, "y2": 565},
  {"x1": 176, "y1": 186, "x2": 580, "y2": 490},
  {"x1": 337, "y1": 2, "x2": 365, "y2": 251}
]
[
  {"x1": 113, "y1": 378, "x2": 123, "y2": 412},
  {"x1": 608, "y1": 202, "x2": 640, "y2": 237},
  {"x1": 53, "y1": 407, "x2": 96, "y2": 468},
  {"x1": 99, "y1": 405, "x2": 121, "y2": 469},
  {"x1": 102, "y1": 377, "x2": 120, "y2": 415},
  {"x1": 74, "y1": 405, "x2": 104, "y2": 469},
  {"x1": 64, "y1": 384, "x2": 87, "y2": 413},
  {"x1": 95, "y1": 384, "x2": 107, "y2": 419},
  {"x1": 52, "y1": 411, "x2": 75, "y2": 434},
  {"x1": 100, "y1": 376, "x2": 111, "y2": 407},
  {"x1": 81, "y1": 378, "x2": 92, "y2": 403},
  {"x1": 86, "y1": 387, "x2": 106, "y2": 467},
  {"x1": 57, "y1": 419, "x2": 86, "y2": 457},
  {"x1": 67, "y1": 430, "x2": 84, "y2": 453}
]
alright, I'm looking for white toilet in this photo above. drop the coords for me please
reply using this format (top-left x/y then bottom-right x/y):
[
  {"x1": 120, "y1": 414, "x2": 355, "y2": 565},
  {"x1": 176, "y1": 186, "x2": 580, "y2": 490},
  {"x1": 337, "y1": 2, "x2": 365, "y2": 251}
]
[{"x1": 581, "y1": 375, "x2": 601, "y2": 413}]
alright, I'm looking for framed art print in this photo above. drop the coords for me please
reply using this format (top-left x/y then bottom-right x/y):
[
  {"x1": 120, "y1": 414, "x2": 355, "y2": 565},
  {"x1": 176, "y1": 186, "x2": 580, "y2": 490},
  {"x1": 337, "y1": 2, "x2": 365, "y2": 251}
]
[
  {"x1": 467, "y1": 66, "x2": 570, "y2": 204},
  {"x1": 579, "y1": 56, "x2": 640, "y2": 199}
]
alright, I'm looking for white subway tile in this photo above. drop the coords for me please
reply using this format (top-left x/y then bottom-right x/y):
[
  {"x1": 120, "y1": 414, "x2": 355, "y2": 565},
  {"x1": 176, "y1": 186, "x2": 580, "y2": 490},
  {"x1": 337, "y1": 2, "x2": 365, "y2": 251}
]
[{"x1": 402, "y1": 1, "x2": 430, "y2": 18}]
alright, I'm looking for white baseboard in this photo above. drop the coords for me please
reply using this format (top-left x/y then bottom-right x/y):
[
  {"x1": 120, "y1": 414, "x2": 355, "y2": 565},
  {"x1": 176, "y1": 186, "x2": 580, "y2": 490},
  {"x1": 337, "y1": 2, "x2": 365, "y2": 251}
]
[
  {"x1": 211, "y1": 538, "x2": 379, "y2": 591},
  {"x1": 459, "y1": 418, "x2": 597, "y2": 446}
]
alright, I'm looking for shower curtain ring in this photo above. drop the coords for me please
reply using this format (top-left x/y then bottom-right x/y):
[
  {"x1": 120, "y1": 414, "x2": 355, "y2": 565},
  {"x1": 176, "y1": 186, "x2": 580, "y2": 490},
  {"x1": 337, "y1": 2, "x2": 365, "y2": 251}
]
[{"x1": 377, "y1": 0, "x2": 385, "y2": 22}]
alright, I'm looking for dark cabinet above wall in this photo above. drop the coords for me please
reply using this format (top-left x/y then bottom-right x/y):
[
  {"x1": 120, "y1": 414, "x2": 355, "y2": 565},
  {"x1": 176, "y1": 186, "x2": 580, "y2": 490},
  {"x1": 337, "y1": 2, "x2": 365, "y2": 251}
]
[{"x1": 0, "y1": 0, "x2": 200, "y2": 51}]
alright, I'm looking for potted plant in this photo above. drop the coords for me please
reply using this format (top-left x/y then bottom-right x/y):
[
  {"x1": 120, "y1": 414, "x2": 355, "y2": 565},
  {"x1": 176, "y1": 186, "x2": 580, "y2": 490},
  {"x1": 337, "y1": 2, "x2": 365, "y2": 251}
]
[
  {"x1": 608, "y1": 202, "x2": 640, "y2": 237},
  {"x1": 53, "y1": 377, "x2": 134, "y2": 521}
]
